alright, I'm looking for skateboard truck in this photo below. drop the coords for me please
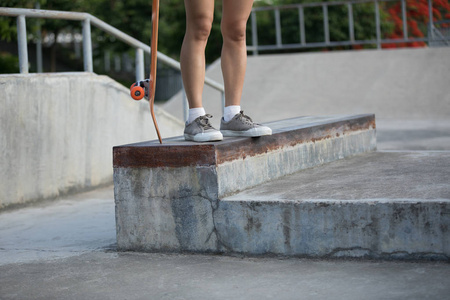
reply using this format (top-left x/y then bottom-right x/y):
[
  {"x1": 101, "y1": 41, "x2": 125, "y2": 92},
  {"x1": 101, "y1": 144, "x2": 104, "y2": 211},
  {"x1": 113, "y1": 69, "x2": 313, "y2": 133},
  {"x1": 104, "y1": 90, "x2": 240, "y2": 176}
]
[{"x1": 130, "y1": 79, "x2": 150, "y2": 101}]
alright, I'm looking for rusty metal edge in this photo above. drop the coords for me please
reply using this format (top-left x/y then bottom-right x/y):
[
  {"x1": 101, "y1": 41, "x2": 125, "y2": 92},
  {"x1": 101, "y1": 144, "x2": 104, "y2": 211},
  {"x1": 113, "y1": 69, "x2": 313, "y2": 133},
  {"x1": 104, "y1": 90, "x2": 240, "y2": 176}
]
[
  {"x1": 113, "y1": 144, "x2": 217, "y2": 168},
  {"x1": 113, "y1": 114, "x2": 375, "y2": 168},
  {"x1": 215, "y1": 114, "x2": 375, "y2": 164}
]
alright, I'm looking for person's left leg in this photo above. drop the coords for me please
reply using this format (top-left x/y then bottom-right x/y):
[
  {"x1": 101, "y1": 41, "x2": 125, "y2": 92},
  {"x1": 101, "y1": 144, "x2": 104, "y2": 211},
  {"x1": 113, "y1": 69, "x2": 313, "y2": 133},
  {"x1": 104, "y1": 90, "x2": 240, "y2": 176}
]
[
  {"x1": 220, "y1": 0, "x2": 253, "y2": 111},
  {"x1": 219, "y1": 0, "x2": 272, "y2": 137}
]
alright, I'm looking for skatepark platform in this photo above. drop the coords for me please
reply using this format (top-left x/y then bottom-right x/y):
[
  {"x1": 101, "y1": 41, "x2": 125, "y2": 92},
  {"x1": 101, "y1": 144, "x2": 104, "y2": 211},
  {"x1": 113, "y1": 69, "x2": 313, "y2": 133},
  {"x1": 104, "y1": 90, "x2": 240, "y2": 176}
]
[
  {"x1": 113, "y1": 114, "x2": 449, "y2": 259},
  {"x1": 114, "y1": 114, "x2": 380, "y2": 255},
  {"x1": 113, "y1": 113, "x2": 450, "y2": 259}
]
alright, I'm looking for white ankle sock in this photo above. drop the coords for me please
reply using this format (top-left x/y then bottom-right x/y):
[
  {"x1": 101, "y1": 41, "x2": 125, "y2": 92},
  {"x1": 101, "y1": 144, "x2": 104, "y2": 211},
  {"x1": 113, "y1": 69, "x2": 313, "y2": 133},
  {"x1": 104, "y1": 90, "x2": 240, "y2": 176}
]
[
  {"x1": 223, "y1": 105, "x2": 241, "y2": 122},
  {"x1": 188, "y1": 107, "x2": 206, "y2": 124}
]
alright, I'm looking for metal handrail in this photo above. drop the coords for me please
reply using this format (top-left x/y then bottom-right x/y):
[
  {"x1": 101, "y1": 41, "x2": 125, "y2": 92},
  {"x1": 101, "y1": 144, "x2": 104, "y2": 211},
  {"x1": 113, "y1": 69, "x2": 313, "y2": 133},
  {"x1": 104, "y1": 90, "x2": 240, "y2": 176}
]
[
  {"x1": 248, "y1": 0, "x2": 448, "y2": 54},
  {"x1": 0, "y1": 7, "x2": 225, "y2": 104}
]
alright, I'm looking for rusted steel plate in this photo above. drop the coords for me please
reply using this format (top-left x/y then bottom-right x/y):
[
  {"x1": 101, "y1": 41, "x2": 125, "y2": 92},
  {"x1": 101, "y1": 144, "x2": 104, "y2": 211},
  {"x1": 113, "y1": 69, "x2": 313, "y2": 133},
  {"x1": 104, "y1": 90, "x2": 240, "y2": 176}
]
[
  {"x1": 216, "y1": 114, "x2": 376, "y2": 164},
  {"x1": 113, "y1": 143, "x2": 217, "y2": 168},
  {"x1": 113, "y1": 114, "x2": 375, "y2": 168}
]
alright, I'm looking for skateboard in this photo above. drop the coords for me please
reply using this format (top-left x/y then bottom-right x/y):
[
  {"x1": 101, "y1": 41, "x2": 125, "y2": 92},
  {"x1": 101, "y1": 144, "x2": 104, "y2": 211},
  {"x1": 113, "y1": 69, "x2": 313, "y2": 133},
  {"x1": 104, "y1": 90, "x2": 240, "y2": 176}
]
[{"x1": 130, "y1": 0, "x2": 162, "y2": 144}]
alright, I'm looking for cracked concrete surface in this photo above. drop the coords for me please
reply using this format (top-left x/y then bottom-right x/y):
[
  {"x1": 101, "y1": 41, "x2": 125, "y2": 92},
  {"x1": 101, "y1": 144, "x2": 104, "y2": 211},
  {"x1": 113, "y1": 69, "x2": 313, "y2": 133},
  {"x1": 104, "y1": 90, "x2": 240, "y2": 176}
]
[
  {"x1": 0, "y1": 186, "x2": 449, "y2": 299},
  {"x1": 1, "y1": 251, "x2": 450, "y2": 300}
]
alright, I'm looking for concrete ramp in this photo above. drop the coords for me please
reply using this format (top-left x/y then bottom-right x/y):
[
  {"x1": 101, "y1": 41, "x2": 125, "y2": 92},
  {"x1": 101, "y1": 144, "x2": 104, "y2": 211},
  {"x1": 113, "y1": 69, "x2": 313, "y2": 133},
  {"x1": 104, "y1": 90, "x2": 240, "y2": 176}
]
[
  {"x1": 0, "y1": 73, "x2": 184, "y2": 209},
  {"x1": 163, "y1": 47, "x2": 450, "y2": 127}
]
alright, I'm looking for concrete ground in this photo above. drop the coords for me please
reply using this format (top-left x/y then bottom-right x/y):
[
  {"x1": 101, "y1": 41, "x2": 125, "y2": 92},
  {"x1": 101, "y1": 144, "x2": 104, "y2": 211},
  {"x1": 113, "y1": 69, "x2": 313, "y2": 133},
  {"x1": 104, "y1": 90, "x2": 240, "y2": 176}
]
[
  {"x1": 1, "y1": 186, "x2": 450, "y2": 300},
  {"x1": 1, "y1": 144, "x2": 450, "y2": 299}
]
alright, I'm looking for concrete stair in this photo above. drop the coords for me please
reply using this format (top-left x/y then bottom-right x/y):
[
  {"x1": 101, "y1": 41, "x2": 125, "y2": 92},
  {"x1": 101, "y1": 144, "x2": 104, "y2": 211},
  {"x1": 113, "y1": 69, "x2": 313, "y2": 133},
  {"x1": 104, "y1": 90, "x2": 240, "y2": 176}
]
[
  {"x1": 221, "y1": 151, "x2": 450, "y2": 259},
  {"x1": 112, "y1": 114, "x2": 449, "y2": 259}
]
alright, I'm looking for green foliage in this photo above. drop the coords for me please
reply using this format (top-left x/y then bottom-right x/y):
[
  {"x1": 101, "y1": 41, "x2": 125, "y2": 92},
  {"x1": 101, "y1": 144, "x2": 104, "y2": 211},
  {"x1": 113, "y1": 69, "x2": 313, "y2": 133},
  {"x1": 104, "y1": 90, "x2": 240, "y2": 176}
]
[
  {"x1": 252, "y1": 0, "x2": 396, "y2": 51},
  {"x1": 0, "y1": 1, "x2": 34, "y2": 42},
  {"x1": 0, "y1": 52, "x2": 19, "y2": 73},
  {"x1": 158, "y1": 0, "x2": 186, "y2": 60}
]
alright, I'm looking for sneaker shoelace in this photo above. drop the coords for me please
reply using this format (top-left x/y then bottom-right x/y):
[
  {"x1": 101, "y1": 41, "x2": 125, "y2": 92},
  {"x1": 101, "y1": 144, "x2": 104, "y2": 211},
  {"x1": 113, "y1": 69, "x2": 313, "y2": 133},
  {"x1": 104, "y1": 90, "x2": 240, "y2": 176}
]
[
  {"x1": 196, "y1": 114, "x2": 214, "y2": 129},
  {"x1": 237, "y1": 111, "x2": 256, "y2": 125}
]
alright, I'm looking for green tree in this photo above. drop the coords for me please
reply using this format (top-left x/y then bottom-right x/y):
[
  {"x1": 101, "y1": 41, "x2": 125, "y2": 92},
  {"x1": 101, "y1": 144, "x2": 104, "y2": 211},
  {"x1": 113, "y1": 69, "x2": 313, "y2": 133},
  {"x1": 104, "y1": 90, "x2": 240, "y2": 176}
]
[
  {"x1": 251, "y1": 0, "x2": 394, "y2": 51},
  {"x1": 1, "y1": 0, "x2": 86, "y2": 71}
]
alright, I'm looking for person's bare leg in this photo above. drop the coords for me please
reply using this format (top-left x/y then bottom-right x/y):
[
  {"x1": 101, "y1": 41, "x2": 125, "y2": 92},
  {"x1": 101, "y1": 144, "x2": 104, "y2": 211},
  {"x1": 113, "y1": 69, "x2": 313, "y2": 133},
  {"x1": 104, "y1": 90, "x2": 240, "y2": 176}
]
[
  {"x1": 180, "y1": 0, "x2": 214, "y2": 110},
  {"x1": 219, "y1": 0, "x2": 271, "y2": 137},
  {"x1": 221, "y1": 0, "x2": 254, "y2": 108},
  {"x1": 181, "y1": 0, "x2": 222, "y2": 142}
]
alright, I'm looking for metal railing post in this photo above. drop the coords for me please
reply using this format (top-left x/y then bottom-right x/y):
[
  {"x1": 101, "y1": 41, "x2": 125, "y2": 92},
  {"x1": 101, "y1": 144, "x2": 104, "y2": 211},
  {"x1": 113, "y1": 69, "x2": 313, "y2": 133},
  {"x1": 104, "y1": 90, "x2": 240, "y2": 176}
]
[
  {"x1": 74, "y1": 34, "x2": 81, "y2": 59},
  {"x1": 251, "y1": 11, "x2": 258, "y2": 56},
  {"x1": 104, "y1": 51, "x2": 110, "y2": 72},
  {"x1": 375, "y1": 1, "x2": 381, "y2": 49},
  {"x1": 428, "y1": 0, "x2": 434, "y2": 42},
  {"x1": 299, "y1": 6, "x2": 306, "y2": 45},
  {"x1": 82, "y1": 18, "x2": 93, "y2": 72},
  {"x1": 348, "y1": 3, "x2": 355, "y2": 43},
  {"x1": 17, "y1": 15, "x2": 29, "y2": 74},
  {"x1": 401, "y1": 0, "x2": 408, "y2": 40},
  {"x1": 135, "y1": 48, "x2": 145, "y2": 82},
  {"x1": 182, "y1": 85, "x2": 188, "y2": 123},
  {"x1": 35, "y1": 2, "x2": 43, "y2": 73},
  {"x1": 221, "y1": 91, "x2": 225, "y2": 117},
  {"x1": 114, "y1": 55, "x2": 121, "y2": 72},
  {"x1": 275, "y1": 8, "x2": 282, "y2": 47},
  {"x1": 323, "y1": 4, "x2": 330, "y2": 44}
]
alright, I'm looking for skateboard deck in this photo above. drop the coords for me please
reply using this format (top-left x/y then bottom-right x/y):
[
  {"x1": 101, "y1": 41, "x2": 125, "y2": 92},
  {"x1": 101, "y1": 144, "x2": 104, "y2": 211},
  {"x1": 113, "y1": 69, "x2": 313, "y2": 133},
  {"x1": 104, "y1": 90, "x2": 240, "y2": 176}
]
[{"x1": 130, "y1": 0, "x2": 162, "y2": 144}]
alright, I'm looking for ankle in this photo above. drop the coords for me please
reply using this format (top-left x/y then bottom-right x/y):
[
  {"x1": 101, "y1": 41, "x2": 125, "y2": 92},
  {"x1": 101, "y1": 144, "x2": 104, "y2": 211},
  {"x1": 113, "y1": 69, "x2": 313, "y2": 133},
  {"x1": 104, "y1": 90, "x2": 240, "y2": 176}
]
[
  {"x1": 223, "y1": 105, "x2": 241, "y2": 122},
  {"x1": 188, "y1": 107, "x2": 206, "y2": 123}
]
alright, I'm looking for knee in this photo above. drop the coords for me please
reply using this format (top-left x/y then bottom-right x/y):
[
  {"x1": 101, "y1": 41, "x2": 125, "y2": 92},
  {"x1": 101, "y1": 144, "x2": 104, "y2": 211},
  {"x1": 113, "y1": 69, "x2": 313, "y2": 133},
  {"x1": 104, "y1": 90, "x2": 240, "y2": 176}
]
[
  {"x1": 221, "y1": 21, "x2": 247, "y2": 43},
  {"x1": 187, "y1": 15, "x2": 213, "y2": 42}
]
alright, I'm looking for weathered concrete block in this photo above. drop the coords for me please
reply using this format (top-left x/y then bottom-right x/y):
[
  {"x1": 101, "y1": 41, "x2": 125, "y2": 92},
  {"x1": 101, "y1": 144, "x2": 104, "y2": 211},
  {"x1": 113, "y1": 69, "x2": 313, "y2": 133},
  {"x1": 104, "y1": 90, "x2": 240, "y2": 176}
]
[
  {"x1": 114, "y1": 166, "x2": 218, "y2": 252},
  {"x1": 214, "y1": 199, "x2": 450, "y2": 259},
  {"x1": 114, "y1": 114, "x2": 379, "y2": 255}
]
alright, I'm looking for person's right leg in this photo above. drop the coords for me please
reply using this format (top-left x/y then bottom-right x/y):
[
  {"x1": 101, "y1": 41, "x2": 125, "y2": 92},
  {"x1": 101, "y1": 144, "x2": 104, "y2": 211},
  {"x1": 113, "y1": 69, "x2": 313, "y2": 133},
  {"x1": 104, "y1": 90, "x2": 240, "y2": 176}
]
[
  {"x1": 181, "y1": 0, "x2": 222, "y2": 142},
  {"x1": 180, "y1": 0, "x2": 214, "y2": 113}
]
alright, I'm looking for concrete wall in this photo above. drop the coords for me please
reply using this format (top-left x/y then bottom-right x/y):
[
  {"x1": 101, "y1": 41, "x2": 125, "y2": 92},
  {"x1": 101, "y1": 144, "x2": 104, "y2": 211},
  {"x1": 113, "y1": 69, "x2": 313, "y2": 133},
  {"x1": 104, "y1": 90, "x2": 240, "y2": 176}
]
[
  {"x1": 163, "y1": 47, "x2": 450, "y2": 128},
  {"x1": 0, "y1": 73, "x2": 184, "y2": 209}
]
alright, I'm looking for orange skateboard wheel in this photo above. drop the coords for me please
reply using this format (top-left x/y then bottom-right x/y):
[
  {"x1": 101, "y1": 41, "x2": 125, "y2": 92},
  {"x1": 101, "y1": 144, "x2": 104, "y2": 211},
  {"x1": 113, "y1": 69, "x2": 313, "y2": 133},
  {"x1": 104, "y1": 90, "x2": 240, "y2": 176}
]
[{"x1": 131, "y1": 85, "x2": 145, "y2": 100}]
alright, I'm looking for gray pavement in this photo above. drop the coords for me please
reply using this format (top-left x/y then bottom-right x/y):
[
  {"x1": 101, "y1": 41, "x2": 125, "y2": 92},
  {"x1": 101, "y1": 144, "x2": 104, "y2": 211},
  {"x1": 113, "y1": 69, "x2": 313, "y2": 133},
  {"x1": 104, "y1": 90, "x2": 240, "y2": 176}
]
[
  {"x1": 1, "y1": 149, "x2": 450, "y2": 299},
  {"x1": 1, "y1": 251, "x2": 449, "y2": 300},
  {"x1": 0, "y1": 187, "x2": 116, "y2": 266}
]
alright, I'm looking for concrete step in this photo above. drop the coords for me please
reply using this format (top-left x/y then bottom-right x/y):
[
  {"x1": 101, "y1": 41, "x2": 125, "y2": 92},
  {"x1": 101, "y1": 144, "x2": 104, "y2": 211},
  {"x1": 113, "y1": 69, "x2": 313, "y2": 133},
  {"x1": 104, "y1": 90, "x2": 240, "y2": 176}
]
[
  {"x1": 113, "y1": 114, "x2": 380, "y2": 256},
  {"x1": 221, "y1": 151, "x2": 450, "y2": 260}
]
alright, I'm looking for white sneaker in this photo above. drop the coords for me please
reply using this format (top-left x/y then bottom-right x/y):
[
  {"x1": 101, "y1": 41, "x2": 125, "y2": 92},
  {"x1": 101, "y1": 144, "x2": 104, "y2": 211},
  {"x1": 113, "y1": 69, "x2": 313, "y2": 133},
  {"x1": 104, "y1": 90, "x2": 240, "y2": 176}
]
[
  {"x1": 184, "y1": 114, "x2": 223, "y2": 142},
  {"x1": 220, "y1": 111, "x2": 272, "y2": 137}
]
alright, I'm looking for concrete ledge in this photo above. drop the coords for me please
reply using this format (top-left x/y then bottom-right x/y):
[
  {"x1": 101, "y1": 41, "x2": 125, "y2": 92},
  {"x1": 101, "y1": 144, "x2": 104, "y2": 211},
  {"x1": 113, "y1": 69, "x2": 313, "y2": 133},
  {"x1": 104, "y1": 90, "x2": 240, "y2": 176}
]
[
  {"x1": 114, "y1": 114, "x2": 376, "y2": 197},
  {"x1": 113, "y1": 114, "x2": 377, "y2": 254},
  {"x1": 0, "y1": 73, "x2": 184, "y2": 209}
]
